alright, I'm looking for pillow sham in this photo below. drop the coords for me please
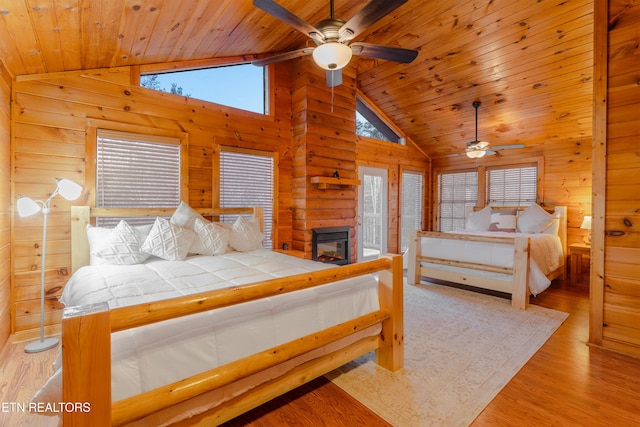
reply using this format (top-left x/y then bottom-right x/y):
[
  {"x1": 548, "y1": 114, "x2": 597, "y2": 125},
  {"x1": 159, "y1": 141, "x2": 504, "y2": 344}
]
[
  {"x1": 141, "y1": 217, "x2": 196, "y2": 261},
  {"x1": 87, "y1": 223, "x2": 153, "y2": 265},
  {"x1": 517, "y1": 204, "x2": 554, "y2": 233},
  {"x1": 488, "y1": 209, "x2": 517, "y2": 232},
  {"x1": 170, "y1": 201, "x2": 206, "y2": 229},
  {"x1": 93, "y1": 220, "x2": 150, "y2": 265},
  {"x1": 541, "y1": 214, "x2": 560, "y2": 235},
  {"x1": 465, "y1": 206, "x2": 492, "y2": 230},
  {"x1": 229, "y1": 216, "x2": 264, "y2": 252},
  {"x1": 193, "y1": 218, "x2": 230, "y2": 256}
]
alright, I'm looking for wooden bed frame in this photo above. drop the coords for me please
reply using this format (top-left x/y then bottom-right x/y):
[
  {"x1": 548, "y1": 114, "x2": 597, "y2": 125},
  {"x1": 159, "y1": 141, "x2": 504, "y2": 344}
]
[
  {"x1": 407, "y1": 206, "x2": 567, "y2": 310},
  {"x1": 62, "y1": 206, "x2": 404, "y2": 426}
]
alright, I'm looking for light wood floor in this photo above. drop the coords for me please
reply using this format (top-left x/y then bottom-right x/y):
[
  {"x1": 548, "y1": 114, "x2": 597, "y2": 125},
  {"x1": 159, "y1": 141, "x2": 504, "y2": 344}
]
[{"x1": 2, "y1": 278, "x2": 639, "y2": 426}]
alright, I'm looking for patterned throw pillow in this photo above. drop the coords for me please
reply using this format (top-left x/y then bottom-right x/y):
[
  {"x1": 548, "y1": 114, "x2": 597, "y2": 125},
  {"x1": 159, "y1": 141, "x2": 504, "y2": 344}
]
[
  {"x1": 141, "y1": 217, "x2": 195, "y2": 261},
  {"x1": 193, "y1": 218, "x2": 230, "y2": 256},
  {"x1": 93, "y1": 220, "x2": 150, "y2": 265},
  {"x1": 488, "y1": 209, "x2": 517, "y2": 232},
  {"x1": 229, "y1": 216, "x2": 264, "y2": 252}
]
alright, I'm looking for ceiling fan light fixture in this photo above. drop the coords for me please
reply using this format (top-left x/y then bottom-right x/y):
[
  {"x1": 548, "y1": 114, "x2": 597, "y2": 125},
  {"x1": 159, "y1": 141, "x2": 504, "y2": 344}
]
[
  {"x1": 312, "y1": 42, "x2": 352, "y2": 70},
  {"x1": 466, "y1": 148, "x2": 487, "y2": 159}
]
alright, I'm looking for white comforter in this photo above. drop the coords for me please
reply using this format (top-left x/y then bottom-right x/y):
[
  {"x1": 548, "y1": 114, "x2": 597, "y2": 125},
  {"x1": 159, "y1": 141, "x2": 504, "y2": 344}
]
[
  {"x1": 419, "y1": 231, "x2": 563, "y2": 295},
  {"x1": 36, "y1": 250, "x2": 380, "y2": 404}
]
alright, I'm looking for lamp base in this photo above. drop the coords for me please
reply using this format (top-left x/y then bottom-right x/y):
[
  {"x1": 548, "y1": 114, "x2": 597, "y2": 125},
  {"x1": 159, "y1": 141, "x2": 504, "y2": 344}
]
[{"x1": 24, "y1": 337, "x2": 59, "y2": 353}]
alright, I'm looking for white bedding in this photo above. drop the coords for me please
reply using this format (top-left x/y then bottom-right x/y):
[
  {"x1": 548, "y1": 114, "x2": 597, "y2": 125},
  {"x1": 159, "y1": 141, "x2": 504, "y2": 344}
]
[
  {"x1": 419, "y1": 230, "x2": 563, "y2": 295},
  {"x1": 35, "y1": 249, "x2": 380, "y2": 405}
]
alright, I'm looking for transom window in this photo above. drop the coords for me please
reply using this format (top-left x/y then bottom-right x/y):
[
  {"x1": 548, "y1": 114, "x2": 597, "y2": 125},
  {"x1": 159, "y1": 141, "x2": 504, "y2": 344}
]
[
  {"x1": 356, "y1": 97, "x2": 403, "y2": 144},
  {"x1": 141, "y1": 64, "x2": 267, "y2": 115}
]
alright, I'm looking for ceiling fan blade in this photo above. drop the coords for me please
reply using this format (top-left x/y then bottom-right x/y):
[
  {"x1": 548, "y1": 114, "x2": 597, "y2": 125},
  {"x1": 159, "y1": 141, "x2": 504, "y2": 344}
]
[
  {"x1": 351, "y1": 42, "x2": 418, "y2": 63},
  {"x1": 253, "y1": 0, "x2": 323, "y2": 41},
  {"x1": 326, "y1": 69, "x2": 343, "y2": 87},
  {"x1": 339, "y1": 0, "x2": 408, "y2": 42},
  {"x1": 485, "y1": 150, "x2": 497, "y2": 156},
  {"x1": 491, "y1": 144, "x2": 525, "y2": 150},
  {"x1": 252, "y1": 48, "x2": 314, "y2": 66}
]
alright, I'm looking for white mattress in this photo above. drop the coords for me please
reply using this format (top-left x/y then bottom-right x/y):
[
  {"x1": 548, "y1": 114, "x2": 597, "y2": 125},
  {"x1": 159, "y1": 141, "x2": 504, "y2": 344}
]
[
  {"x1": 35, "y1": 249, "x2": 380, "y2": 405},
  {"x1": 419, "y1": 231, "x2": 563, "y2": 295}
]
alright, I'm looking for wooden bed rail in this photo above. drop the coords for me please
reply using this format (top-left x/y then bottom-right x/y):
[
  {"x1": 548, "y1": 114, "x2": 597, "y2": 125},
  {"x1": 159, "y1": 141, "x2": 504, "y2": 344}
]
[
  {"x1": 409, "y1": 230, "x2": 531, "y2": 310},
  {"x1": 62, "y1": 253, "x2": 403, "y2": 426}
]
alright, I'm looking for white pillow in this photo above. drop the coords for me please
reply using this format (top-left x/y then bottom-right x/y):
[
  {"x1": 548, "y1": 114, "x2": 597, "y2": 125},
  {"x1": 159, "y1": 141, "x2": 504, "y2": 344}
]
[
  {"x1": 517, "y1": 204, "x2": 554, "y2": 233},
  {"x1": 93, "y1": 220, "x2": 150, "y2": 265},
  {"x1": 87, "y1": 223, "x2": 153, "y2": 265},
  {"x1": 171, "y1": 201, "x2": 205, "y2": 229},
  {"x1": 465, "y1": 206, "x2": 492, "y2": 230},
  {"x1": 193, "y1": 218, "x2": 230, "y2": 256},
  {"x1": 541, "y1": 214, "x2": 560, "y2": 235},
  {"x1": 229, "y1": 216, "x2": 264, "y2": 252},
  {"x1": 488, "y1": 209, "x2": 517, "y2": 232},
  {"x1": 141, "y1": 217, "x2": 195, "y2": 261}
]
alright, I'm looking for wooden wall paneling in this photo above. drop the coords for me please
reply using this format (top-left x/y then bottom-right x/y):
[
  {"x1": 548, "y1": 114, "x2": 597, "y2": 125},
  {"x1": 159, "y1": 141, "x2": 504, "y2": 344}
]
[{"x1": 0, "y1": 59, "x2": 10, "y2": 348}]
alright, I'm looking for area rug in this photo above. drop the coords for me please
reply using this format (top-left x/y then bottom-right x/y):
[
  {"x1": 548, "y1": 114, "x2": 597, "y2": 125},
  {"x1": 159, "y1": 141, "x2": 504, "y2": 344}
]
[{"x1": 325, "y1": 282, "x2": 569, "y2": 427}]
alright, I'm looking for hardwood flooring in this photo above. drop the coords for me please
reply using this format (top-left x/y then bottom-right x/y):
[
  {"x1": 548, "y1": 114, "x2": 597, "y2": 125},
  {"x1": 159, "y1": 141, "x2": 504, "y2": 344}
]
[{"x1": 2, "y1": 278, "x2": 639, "y2": 426}]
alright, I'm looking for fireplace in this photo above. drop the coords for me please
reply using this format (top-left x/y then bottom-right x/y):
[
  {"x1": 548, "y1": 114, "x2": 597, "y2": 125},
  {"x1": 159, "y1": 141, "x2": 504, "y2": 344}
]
[{"x1": 312, "y1": 227, "x2": 350, "y2": 265}]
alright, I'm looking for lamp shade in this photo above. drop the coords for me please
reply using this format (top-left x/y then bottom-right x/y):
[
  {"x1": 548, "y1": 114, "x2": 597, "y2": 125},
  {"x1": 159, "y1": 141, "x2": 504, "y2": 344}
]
[
  {"x1": 312, "y1": 42, "x2": 353, "y2": 70},
  {"x1": 466, "y1": 148, "x2": 486, "y2": 159},
  {"x1": 57, "y1": 178, "x2": 83, "y2": 201},
  {"x1": 580, "y1": 216, "x2": 592, "y2": 230},
  {"x1": 17, "y1": 197, "x2": 41, "y2": 217}
]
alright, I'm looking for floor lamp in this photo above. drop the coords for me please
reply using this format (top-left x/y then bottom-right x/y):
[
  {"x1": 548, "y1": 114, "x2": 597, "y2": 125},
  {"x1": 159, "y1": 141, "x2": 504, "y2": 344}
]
[{"x1": 17, "y1": 178, "x2": 83, "y2": 353}]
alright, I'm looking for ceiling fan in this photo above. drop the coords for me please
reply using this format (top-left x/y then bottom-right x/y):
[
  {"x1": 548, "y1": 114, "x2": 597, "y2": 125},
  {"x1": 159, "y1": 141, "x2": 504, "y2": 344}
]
[
  {"x1": 251, "y1": 0, "x2": 419, "y2": 87},
  {"x1": 465, "y1": 101, "x2": 524, "y2": 158}
]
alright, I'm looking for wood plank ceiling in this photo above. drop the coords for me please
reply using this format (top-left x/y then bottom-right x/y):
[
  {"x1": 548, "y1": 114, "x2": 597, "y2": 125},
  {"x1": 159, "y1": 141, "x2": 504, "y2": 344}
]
[{"x1": 0, "y1": 0, "x2": 594, "y2": 159}]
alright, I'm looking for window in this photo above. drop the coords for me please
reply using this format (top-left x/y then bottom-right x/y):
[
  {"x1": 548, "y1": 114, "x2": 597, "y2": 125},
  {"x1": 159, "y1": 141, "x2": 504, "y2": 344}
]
[
  {"x1": 356, "y1": 97, "x2": 403, "y2": 143},
  {"x1": 401, "y1": 171, "x2": 424, "y2": 252},
  {"x1": 141, "y1": 64, "x2": 267, "y2": 115},
  {"x1": 438, "y1": 171, "x2": 478, "y2": 232},
  {"x1": 219, "y1": 149, "x2": 275, "y2": 249},
  {"x1": 486, "y1": 165, "x2": 538, "y2": 206},
  {"x1": 96, "y1": 130, "x2": 182, "y2": 226}
]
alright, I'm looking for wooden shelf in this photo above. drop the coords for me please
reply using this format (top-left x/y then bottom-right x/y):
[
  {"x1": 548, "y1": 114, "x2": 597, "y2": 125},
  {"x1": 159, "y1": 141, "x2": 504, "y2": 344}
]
[{"x1": 310, "y1": 176, "x2": 360, "y2": 189}]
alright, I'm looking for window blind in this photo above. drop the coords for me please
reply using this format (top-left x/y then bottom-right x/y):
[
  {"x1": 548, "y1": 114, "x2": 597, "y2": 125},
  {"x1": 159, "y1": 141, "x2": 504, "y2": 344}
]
[
  {"x1": 438, "y1": 171, "x2": 478, "y2": 231},
  {"x1": 96, "y1": 130, "x2": 181, "y2": 226},
  {"x1": 401, "y1": 171, "x2": 423, "y2": 252},
  {"x1": 220, "y1": 150, "x2": 274, "y2": 249},
  {"x1": 486, "y1": 165, "x2": 537, "y2": 206}
]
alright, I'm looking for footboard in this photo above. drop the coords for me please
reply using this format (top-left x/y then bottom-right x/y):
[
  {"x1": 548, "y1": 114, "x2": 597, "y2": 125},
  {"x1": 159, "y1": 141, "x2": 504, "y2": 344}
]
[
  {"x1": 408, "y1": 231, "x2": 531, "y2": 309},
  {"x1": 61, "y1": 254, "x2": 403, "y2": 426}
]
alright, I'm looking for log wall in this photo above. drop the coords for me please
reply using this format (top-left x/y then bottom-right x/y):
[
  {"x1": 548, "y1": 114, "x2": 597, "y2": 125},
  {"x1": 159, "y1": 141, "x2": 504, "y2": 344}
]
[
  {"x1": 0, "y1": 61, "x2": 11, "y2": 351},
  {"x1": 9, "y1": 61, "x2": 430, "y2": 336},
  {"x1": 590, "y1": 0, "x2": 640, "y2": 358}
]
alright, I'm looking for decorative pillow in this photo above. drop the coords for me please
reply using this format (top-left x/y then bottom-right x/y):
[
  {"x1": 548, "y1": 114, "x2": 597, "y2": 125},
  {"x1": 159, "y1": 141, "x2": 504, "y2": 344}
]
[
  {"x1": 193, "y1": 218, "x2": 230, "y2": 256},
  {"x1": 141, "y1": 217, "x2": 196, "y2": 261},
  {"x1": 517, "y1": 204, "x2": 554, "y2": 233},
  {"x1": 229, "y1": 216, "x2": 264, "y2": 252},
  {"x1": 93, "y1": 220, "x2": 150, "y2": 265},
  {"x1": 488, "y1": 208, "x2": 517, "y2": 232},
  {"x1": 465, "y1": 206, "x2": 492, "y2": 230},
  {"x1": 541, "y1": 214, "x2": 560, "y2": 235},
  {"x1": 171, "y1": 201, "x2": 206, "y2": 229}
]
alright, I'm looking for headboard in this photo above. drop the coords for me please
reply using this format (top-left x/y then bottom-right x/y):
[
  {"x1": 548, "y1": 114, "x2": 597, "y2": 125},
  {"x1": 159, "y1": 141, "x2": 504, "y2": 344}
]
[
  {"x1": 467, "y1": 205, "x2": 568, "y2": 256},
  {"x1": 70, "y1": 206, "x2": 264, "y2": 273}
]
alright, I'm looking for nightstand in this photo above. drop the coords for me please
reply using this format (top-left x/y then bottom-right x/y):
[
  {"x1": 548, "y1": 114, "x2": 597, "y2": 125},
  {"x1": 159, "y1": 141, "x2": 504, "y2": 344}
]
[{"x1": 568, "y1": 243, "x2": 590, "y2": 285}]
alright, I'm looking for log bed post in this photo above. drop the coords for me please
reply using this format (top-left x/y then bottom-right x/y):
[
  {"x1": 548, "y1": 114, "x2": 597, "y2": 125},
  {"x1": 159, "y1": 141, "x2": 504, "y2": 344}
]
[
  {"x1": 407, "y1": 229, "x2": 420, "y2": 286},
  {"x1": 62, "y1": 302, "x2": 111, "y2": 426},
  {"x1": 376, "y1": 253, "x2": 404, "y2": 371},
  {"x1": 511, "y1": 236, "x2": 531, "y2": 310}
]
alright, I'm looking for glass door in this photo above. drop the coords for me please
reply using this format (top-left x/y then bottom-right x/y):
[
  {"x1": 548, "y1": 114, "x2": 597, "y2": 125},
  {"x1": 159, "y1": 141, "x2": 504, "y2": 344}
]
[{"x1": 357, "y1": 166, "x2": 388, "y2": 261}]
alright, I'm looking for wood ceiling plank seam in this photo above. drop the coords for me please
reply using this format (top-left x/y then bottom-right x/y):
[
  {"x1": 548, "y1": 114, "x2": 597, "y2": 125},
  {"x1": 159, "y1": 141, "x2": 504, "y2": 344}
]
[
  {"x1": 25, "y1": 0, "x2": 66, "y2": 73},
  {"x1": 113, "y1": 0, "x2": 164, "y2": 67},
  {"x1": 143, "y1": 0, "x2": 193, "y2": 61},
  {"x1": 164, "y1": 0, "x2": 212, "y2": 63},
  {"x1": 54, "y1": 0, "x2": 83, "y2": 71},
  {"x1": 0, "y1": 0, "x2": 44, "y2": 74}
]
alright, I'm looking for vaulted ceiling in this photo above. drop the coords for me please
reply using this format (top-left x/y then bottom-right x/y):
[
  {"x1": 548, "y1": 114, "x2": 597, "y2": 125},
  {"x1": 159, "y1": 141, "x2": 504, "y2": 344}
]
[{"x1": 0, "y1": 0, "x2": 594, "y2": 159}]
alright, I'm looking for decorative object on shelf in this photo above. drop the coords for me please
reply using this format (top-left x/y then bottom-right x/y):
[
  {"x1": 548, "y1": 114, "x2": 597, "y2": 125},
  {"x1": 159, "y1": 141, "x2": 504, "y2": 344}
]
[
  {"x1": 580, "y1": 215, "x2": 592, "y2": 244},
  {"x1": 17, "y1": 178, "x2": 83, "y2": 353},
  {"x1": 333, "y1": 170, "x2": 340, "y2": 179},
  {"x1": 310, "y1": 176, "x2": 360, "y2": 189}
]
